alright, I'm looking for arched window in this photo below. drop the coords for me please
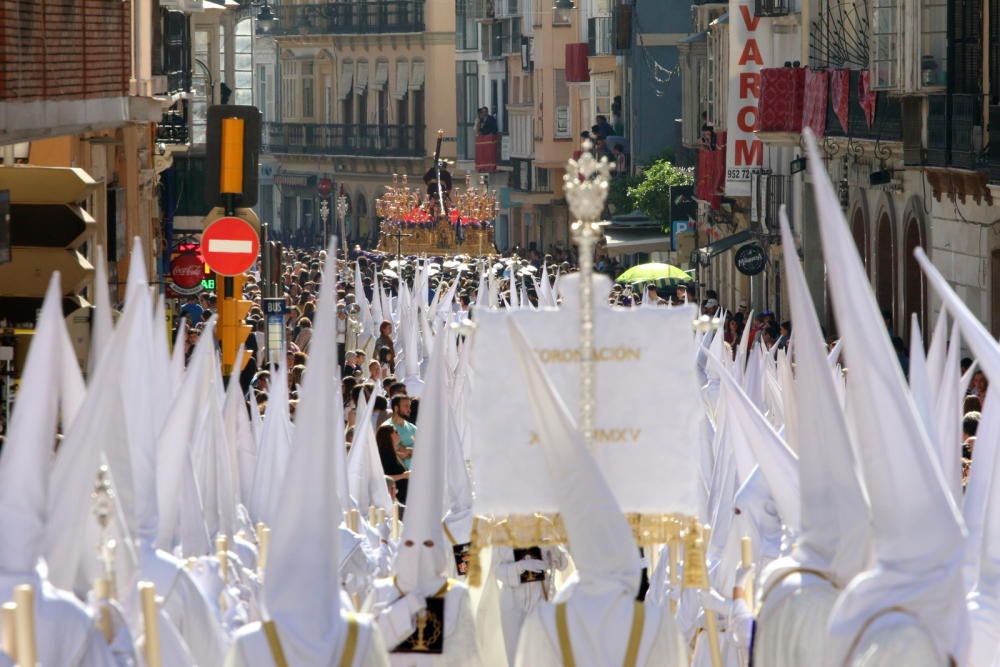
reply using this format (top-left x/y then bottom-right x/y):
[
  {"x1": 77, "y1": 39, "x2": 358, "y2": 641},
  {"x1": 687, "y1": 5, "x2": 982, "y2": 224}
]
[
  {"x1": 902, "y1": 215, "x2": 927, "y2": 339},
  {"x1": 875, "y1": 212, "x2": 896, "y2": 323}
]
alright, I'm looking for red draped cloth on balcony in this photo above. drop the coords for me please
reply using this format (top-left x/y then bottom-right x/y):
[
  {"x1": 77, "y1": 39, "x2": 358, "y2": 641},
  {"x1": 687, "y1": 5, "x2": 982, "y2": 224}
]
[
  {"x1": 858, "y1": 70, "x2": 877, "y2": 128},
  {"x1": 475, "y1": 135, "x2": 499, "y2": 173},
  {"x1": 830, "y1": 69, "x2": 850, "y2": 133},
  {"x1": 757, "y1": 68, "x2": 806, "y2": 132},
  {"x1": 696, "y1": 133, "x2": 726, "y2": 210},
  {"x1": 802, "y1": 69, "x2": 828, "y2": 137}
]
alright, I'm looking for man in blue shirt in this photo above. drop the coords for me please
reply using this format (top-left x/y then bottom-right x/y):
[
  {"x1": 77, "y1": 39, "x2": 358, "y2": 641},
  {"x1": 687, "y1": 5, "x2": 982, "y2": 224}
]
[{"x1": 382, "y1": 394, "x2": 417, "y2": 469}]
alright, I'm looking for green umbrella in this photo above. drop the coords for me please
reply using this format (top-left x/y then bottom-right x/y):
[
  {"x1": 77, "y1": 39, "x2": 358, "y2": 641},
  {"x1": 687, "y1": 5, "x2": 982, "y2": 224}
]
[{"x1": 615, "y1": 263, "x2": 691, "y2": 287}]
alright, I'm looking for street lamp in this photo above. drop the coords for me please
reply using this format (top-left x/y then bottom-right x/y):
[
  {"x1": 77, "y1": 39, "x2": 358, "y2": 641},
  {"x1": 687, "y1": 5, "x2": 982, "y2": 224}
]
[
  {"x1": 256, "y1": 3, "x2": 277, "y2": 34},
  {"x1": 336, "y1": 194, "x2": 350, "y2": 260},
  {"x1": 320, "y1": 198, "x2": 330, "y2": 247}
]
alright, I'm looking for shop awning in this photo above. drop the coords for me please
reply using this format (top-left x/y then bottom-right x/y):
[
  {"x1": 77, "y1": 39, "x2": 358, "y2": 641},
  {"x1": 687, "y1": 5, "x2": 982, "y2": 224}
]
[
  {"x1": 700, "y1": 229, "x2": 753, "y2": 257},
  {"x1": 603, "y1": 230, "x2": 672, "y2": 256}
]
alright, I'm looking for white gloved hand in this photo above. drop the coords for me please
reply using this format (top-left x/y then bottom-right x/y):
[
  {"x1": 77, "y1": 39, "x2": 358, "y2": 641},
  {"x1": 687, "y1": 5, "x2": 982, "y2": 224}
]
[
  {"x1": 699, "y1": 588, "x2": 730, "y2": 615},
  {"x1": 733, "y1": 563, "x2": 755, "y2": 602},
  {"x1": 516, "y1": 559, "x2": 547, "y2": 574}
]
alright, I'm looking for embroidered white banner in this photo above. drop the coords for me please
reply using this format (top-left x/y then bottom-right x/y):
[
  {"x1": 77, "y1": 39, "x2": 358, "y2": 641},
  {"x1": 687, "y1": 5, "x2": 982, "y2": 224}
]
[{"x1": 468, "y1": 275, "x2": 703, "y2": 516}]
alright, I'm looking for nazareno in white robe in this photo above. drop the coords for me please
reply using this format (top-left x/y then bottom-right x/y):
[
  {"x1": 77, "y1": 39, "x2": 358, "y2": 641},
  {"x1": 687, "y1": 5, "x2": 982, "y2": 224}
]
[
  {"x1": 0, "y1": 572, "x2": 117, "y2": 667},
  {"x1": 135, "y1": 542, "x2": 231, "y2": 666},
  {"x1": 226, "y1": 608, "x2": 389, "y2": 667},
  {"x1": 370, "y1": 577, "x2": 483, "y2": 667},
  {"x1": 846, "y1": 612, "x2": 949, "y2": 667},
  {"x1": 493, "y1": 545, "x2": 567, "y2": 662},
  {"x1": 513, "y1": 588, "x2": 687, "y2": 667},
  {"x1": 752, "y1": 570, "x2": 838, "y2": 667}
]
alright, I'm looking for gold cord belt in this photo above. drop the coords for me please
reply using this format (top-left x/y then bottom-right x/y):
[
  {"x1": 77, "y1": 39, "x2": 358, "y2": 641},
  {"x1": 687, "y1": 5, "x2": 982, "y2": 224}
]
[
  {"x1": 263, "y1": 616, "x2": 360, "y2": 667},
  {"x1": 556, "y1": 601, "x2": 646, "y2": 667}
]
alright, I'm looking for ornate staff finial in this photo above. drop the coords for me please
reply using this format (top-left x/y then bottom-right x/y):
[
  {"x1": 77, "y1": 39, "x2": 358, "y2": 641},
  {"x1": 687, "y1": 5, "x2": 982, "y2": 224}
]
[{"x1": 564, "y1": 140, "x2": 614, "y2": 448}]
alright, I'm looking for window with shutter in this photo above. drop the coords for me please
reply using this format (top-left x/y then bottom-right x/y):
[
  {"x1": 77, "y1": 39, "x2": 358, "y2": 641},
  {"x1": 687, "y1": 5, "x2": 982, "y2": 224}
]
[
  {"x1": 919, "y1": 0, "x2": 947, "y2": 88},
  {"x1": 554, "y1": 69, "x2": 570, "y2": 138},
  {"x1": 990, "y1": 0, "x2": 1000, "y2": 104},
  {"x1": 950, "y1": 0, "x2": 981, "y2": 95}
]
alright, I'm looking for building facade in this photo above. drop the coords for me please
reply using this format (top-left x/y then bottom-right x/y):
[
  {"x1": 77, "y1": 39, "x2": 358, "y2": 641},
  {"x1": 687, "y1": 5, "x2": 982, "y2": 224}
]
[
  {"x1": 0, "y1": 0, "x2": 207, "y2": 318},
  {"x1": 255, "y1": 0, "x2": 456, "y2": 248},
  {"x1": 683, "y1": 0, "x2": 1000, "y2": 338}
]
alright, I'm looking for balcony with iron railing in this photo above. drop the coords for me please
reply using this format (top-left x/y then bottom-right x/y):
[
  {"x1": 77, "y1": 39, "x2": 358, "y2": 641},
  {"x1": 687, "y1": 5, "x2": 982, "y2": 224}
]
[
  {"x1": 751, "y1": 171, "x2": 791, "y2": 232},
  {"x1": 989, "y1": 105, "x2": 1000, "y2": 182},
  {"x1": 269, "y1": 1, "x2": 425, "y2": 37},
  {"x1": 157, "y1": 108, "x2": 190, "y2": 145},
  {"x1": 926, "y1": 93, "x2": 985, "y2": 171},
  {"x1": 824, "y1": 70, "x2": 903, "y2": 142},
  {"x1": 263, "y1": 122, "x2": 426, "y2": 158},
  {"x1": 754, "y1": 0, "x2": 791, "y2": 17},
  {"x1": 588, "y1": 17, "x2": 613, "y2": 56}
]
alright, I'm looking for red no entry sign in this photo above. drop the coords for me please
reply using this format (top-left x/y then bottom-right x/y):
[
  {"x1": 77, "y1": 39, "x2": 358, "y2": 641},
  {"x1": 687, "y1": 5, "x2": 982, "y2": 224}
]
[{"x1": 201, "y1": 216, "x2": 259, "y2": 276}]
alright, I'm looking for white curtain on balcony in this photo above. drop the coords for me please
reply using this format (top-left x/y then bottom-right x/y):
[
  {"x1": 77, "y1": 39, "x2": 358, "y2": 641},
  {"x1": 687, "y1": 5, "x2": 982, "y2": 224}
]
[
  {"x1": 354, "y1": 61, "x2": 369, "y2": 95},
  {"x1": 372, "y1": 61, "x2": 389, "y2": 92},
  {"x1": 394, "y1": 61, "x2": 411, "y2": 100},
  {"x1": 409, "y1": 60, "x2": 426, "y2": 91},
  {"x1": 337, "y1": 62, "x2": 353, "y2": 101}
]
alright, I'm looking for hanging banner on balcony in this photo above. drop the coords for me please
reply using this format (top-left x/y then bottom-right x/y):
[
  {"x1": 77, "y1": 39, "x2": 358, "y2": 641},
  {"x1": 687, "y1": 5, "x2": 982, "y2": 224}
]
[{"x1": 726, "y1": 0, "x2": 772, "y2": 196}]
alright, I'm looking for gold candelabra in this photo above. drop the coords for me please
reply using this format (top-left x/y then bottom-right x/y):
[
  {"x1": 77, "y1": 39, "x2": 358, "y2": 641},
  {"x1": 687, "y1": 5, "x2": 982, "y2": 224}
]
[
  {"x1": 375, "y1": 174, "x2": 423, "y2": 224},
  {"x1": 454, "y1": 175, "x2": 499, "y2": 225}
]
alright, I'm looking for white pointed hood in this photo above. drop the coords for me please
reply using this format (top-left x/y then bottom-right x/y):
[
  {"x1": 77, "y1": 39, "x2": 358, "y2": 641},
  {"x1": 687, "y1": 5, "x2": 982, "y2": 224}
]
[
  {"x1": 223, "y1": 352, "x2": 257, "y2": 509},
  {"x1": 759, "y1": 208, "x2": 870, "y2": 594},
  {"x1": 120, "y1": 241, "x2": 161, "y2": 545},
  {"x1": 934, "y1": 321, "x2": 965, "y2": 500},
  {"x1": 708, "y1": 353, "x2": 800, "y2": 533},
  {"x1": 169, "y1": 317, "x2": 188, "y2": 398},
  {"x1": 89, "y1": 247, "x2": 114, "y2": 377},
  {"x1": 908, "y1": 315, "x2": 937, "y2": 448},
  {"x1": 508, "y1": 319, "x2": 641, "y2": 597},
  {"x1": 346, "y1": 392, "x2": 393, "y2": 515},
  {"x1": 915, "y1": 249, "x2": 1000, "y2": 593},
  {"x1": 155, "y1": 319, "x2": 218, "y2": 551},
  {"x1": 249, "y1": 357, "x2": 293, "y2": 526},
  {"x1": 802, "y1": 131, "x2": 967, "y2": 667},
  {"x1": 926, "y1": 308, "x2": 949, "y2": 406},
  {"x1": 393, "y1": 329, "x2": 452, "y2": 597},
  {"x1": 355, "y1": 261, "x2": 375, "y2": 347},
  {"x1": 0, "y1": 274, "x2": 86, "y2": 575},
  {"x1": 262, "y1": 238, "x2": 348, "y2": 663}
]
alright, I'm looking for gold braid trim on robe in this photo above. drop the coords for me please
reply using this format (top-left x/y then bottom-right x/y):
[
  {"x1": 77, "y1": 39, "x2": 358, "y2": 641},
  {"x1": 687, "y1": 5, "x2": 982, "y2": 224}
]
[
  {"x1": 262, "y1": 615, "x2": 360, "y2": 667},
  {"x1": 555, "y1": 600, "x2": 646, "y2": 667}
]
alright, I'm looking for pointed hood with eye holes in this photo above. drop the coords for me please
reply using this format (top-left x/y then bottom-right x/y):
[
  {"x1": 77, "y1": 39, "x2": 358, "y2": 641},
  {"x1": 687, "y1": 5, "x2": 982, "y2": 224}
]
[
  {"x1": 800, "y1": 130, "x2": 967, "y2": 667},
  {"x1": 0, "y1": 273, "x2": 86, "y2": 577},
  {"x1": 393, "y1": 328, "x2": 452, "y2": 598}
]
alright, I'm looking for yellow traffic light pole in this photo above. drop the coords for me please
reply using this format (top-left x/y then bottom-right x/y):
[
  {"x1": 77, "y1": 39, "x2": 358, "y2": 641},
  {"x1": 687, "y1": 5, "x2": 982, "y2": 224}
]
[{"x1": 217, "y1": 116, "x2": 251, "y2": 377}]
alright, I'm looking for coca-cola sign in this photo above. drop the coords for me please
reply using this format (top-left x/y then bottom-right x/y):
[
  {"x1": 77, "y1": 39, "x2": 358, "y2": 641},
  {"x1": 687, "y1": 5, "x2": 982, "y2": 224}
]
[{"x1": 170, "y1": 250, "x2": 205, "y2": 295}]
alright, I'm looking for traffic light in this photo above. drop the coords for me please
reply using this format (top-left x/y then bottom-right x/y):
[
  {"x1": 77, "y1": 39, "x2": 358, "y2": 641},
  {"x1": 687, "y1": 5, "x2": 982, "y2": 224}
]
[
  {"x1": 205, "y1": 105, "x2": 261, "y2": 210},
  {"x1": 217, "y1": 274, "x2": 254, "y2": 377}
]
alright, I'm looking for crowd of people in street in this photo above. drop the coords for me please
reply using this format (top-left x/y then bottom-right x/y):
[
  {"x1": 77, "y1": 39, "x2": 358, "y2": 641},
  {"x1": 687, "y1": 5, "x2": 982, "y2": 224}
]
[{"x1": 2, "y1": 133, "x2": 1000, "y2": 667}]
